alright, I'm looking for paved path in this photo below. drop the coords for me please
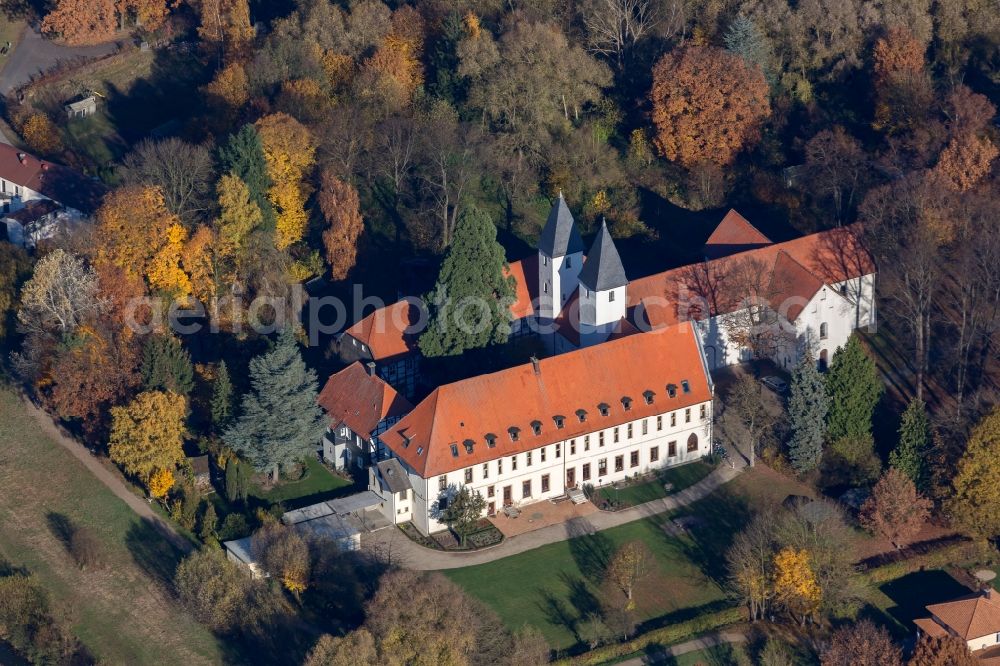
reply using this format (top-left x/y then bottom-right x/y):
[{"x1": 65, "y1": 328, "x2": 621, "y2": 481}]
[
  {"x1": 19, "y1": 392, "x2": 193, "y2": 554},
  {"x1": 363, "y1": 459, "x2": 745, "y2": 570},
  {"x1": 0, "y1": 26, "x2": 118, "y2": 95},
  {"x1": 617, "y1": 630, "x2": 747, "y2": 665}
]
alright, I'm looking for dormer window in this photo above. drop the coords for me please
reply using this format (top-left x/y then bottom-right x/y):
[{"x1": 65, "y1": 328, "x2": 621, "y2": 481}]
[
  {"x1": 598, "y1": 403, "x2": 610, "y2": 417},
  {"x1": 463, "y1": 439, "x2": 475, "y2": 454},
  {"x1": 621, "y1": 396, "x2": 632, "y2": 411},
  {"x1": 576, "y1": 409, "x2": 587, "y2": 422},
  {"x1": 667, "y1": 384, "x2": 677, "y2": 398},
  {"x1": 508, "y1": 427, "x2": 520, "y2": 442},
  {"x1": 402, "y1": 434, "x2": 412, "y2": 448},
  {"x1": 450, "y1": 443, "x2": 459, "y2": 457},
  {"x1": 531, "y1": 420, "x2": 542, "y2": 436},
  {"x1": 553, "y1": 415, "x2": 565, "y2": 429},
  {"x1": 485, "y1": 433, "x2": 497, "y2": 448},
  {"x1": 681, "y1": 380, "x2": 690, "y2": 394},
  {"x1": 643, "y1": 390, "x2": 655, "y2": 405},
  {"x1": 416, "y1": 446, "x2": 423, "y2": 455}
]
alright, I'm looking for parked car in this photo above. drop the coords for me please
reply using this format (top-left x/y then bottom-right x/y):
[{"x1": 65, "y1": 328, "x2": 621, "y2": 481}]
[{"x1": 761, "y1": 376, "x2": 788, "y2": 394}]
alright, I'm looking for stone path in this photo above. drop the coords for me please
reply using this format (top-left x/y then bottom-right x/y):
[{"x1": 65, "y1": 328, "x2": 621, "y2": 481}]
[
  {"x1": 362, "y1": 459, "x2": 745, "y2": 570},
  {"x1": 616, "y1": 630, "x2": 747, "y2": 665}
]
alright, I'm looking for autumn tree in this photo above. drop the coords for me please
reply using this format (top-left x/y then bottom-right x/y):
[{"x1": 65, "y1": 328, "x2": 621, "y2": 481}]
[
  {"x1": 319, "y1": 172, "x2": 364, "y2": 281},
  {"x1": 17, "y1": 249, "x2": 101, "y2": 336},
  {"x1": 908, "y1": 634, "x2": 977, "y2": 666},
  {"x1": 146, "y1": 221, "x2": 193, "y2": 301},
  {"x1": 108, "y1": 390, "x2": 187, "y2": 483},
  {"x1": 605, "y1": 541, "x2": 654, "y2": 609},
  {"x1": 19, "y1": 113, "x2": 63, "y2": 156},
  {"x1": 725, "y1": 374, "x2": 777, "y2": 468},
  {"x1": 650, "y1": 45, "x2": 770, "y2": 167},
  {"x1": 251, "y1": 521, "x2": 311, "y2": 596},
  {"x1": 304, "y1": 631, "x2": 378, "y2": 666},
  {"x1": 197, "y1": 0, "x2": 253, "y2": 62},
  {"x1": 0, "y1": 573, "x2": 81, "y2": 663},
  {"x1": 726, "y1": 513, "x2": 775, "y2": 621},
  {"x1": 116, "y1": 0, "x2": 169, "y2": 30},
  {"x1": 872, "y1": 26, "x2": 932, "y2": 132},
  {"x1": 41, "y1": 0, "x2": 117, "y2": 46},
  {"x1": 202, "y1": 61, "x2": 249, "y2": 123},
  {"x1": 121, "y1": 138, "x2": 215, "y2": 225},
  {"x1": 948, "y1": 407, "x2": 1000, "y2": 539},
  {"x1": 803, "y1": 126, "x2": 867, "y2": 225},
  {"x1": 860, "y1": 468, "x2": 931, "y2": 549},
  {"x1": 821, "y1": 620, "x2": 902, "y2": 666},
  {"x1": 148, "y1": 467, "x2": 174, "y2": 499},
  {"x1": 218, "y1": 125, "x2": 275, "y2": 230},
  {"x1": 772, "y1": 547, "x2": 821, "y2": 624},
  {"x1": 934, "y1": 134, "x2": 998, "y2": 192},
  {"x1": 255, "y1": 113, "x2": 316, "y2": 249},
  {"x1": 214, "y1": 174, "x2": 262, "y2": 282}
]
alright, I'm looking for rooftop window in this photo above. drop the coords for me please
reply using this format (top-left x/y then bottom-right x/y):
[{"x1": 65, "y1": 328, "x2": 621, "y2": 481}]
[
  {"x1": 667, "y1": 383, "x2": 677, "y2": 398},
  {"x1": 553, "y1": 415, "x2": 565, "y2": 429},
  {"x1": 485, "y1": 433, "x2": 497, "y2": 448},
  {"x1": 643, "y1": 390, "x2": 655, "y2": 405},
  {"x1": 508, "y1": 427, "x2": 520, "y2": 442},
  {"x1": 463, "y1": 439, "x2": 475, "y2": 454},
  {"x1": 531, "y1": 420, "x2": 542, "y2": 436},
  {"x1": 621, "y1": 396, "x2": 632, "y2": 411},
  {"x1": 598, "y1": 403, "x2": 610, "y2": 417},
  {"x1": 450, "y1": 443, "x2": 459, "y2": 457},
  {"x1": 576, "y1": 409, "x2": 587, "y2": 422},
  {"x1": 681, "y1": 380, "x2": 690, "y2": 394}
]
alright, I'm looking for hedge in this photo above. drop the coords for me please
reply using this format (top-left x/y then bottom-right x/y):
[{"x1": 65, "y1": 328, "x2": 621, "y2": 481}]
[
  {"x1": 554, "y1": 606, "x2": 745, "y2": 665},
  {"x1": 863, "y1": 540, "x2": 989, "y2": 586}
]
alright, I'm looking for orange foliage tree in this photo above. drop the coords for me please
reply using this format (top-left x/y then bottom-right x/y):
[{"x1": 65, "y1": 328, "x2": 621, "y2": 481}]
[
  {"x1": 203, "y1": 61, "x2": 249, "y2": 114},
  {"x1": 318, "y1": 172, "x2": 363, "y2": 281},
  {"x1": 650, "y1": 46, "x2": 770, "y2": 167},
  {"x1": 184, "y1": 226, "x2": 217, "y2": 305},
  {"x1": 117, "y1": 0, "x2": 169, "y2": 31},
  {"x1": 41, "y1": 0, "x2": 118, "y2": 46},
  {"x1": 197, "y1": 0, "x2": 253, "y2": 61},
  {"x1": 934, "y1": 135, "x2": 999, "y2": 192},
  {"x1": 254, "y1": 113, "x2": 316, "y2": 250},
  {"x1": 20, "y1": 113, "x2": 63, "y2": 156}
]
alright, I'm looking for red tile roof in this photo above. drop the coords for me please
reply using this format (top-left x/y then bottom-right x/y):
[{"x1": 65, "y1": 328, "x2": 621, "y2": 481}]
[
  {"x1": 317, "y1": 361, "x2": 413, "y2": 436},
  {"x1": 703, "y1": 209, "x2": 772, "y2": 258},
  {"x1": 767, "y1": 251, "x2": 825, "y2": 322},
  {"x1": 507, "y1": 256, "x2": 537, "y2": 319},
  {"x1": 0, "y1": 143, "x2": 105, "y2": 213},
  {"x1": 913, "y1": 617, "x2": 949, "y2": 638},
  {"x1": 630, "y1": 223, "x2": 875, "y2": 329},
  {"x1": 381, "y1": 322, "x2": 712, "y2": 477},
  {"x1": 926, "y1": 590, "x2": 1000, "y2": 641},
  {"x1": 342, "y1": 300, "x2": 424, "y2": 361}
]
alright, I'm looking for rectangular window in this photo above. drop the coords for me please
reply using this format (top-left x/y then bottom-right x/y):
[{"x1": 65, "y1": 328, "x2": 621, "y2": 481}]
[
  {"x1": 657, "y1": 415, "x2": 663, "y2": 431},
  {"x1": 650, "y1": 446, "x2": 659, "y2": 462},
  {"x1": 627, "y1": 423, "x2": 633, "y2": 439},
  {"x1": 609, "y1": 291, "x2": 615, "y2": 302},
  {"x1": 668, "y1": 441, "x2": 677, "y2": 457},
  {"x1": 540, "y1": 447, "x2": 547, "y2": 463},
  {"x1": 541, "y1": 474, "x2": 550, "y2": 493},
  {"x1": 556, "y1": 443, "x2": 562, "y2": 458},
  {"x1": 700, "y1": 404, "x2": 707, "y2": 419},
  {"x1": 685, "y1": 408, "x2": 691, "y2": 423},
  {"x1": 642, "y1": 419, "x2": 648, "y2": 435},
  {"x1": 582, "y1": 463, "x2": 592, "y2": 481},
  {"x1": 464, "y1": 468, "x2": 473, "y2": 484},
  {"x1": 522, "y1": 480, "x2": 532, "y2": 498},
  {"x1": 438, "y1": 475, "x2": 447, "y2": 491},
  {"x1": 498, "y1": 458, "x2": 503, "y2": 475},
  {"x1": 511, "y1": 455, "x2": 518, "y2": 471},
  {"x1": 599, "y1": 431, "x2": 605, "y2": 447},
  {"x1": 630, "y1": 450, "x2": 639, "y2": 468},
  {"x1": 585, "y1": 435, "x2": 591, "y2": 451},
  {"x1": 671, "y1": 413, "x2": 676, "y2": 427},
  {"x1": 482, "y1": 463, "x2": 489, "y2": 480},
  {"x1": 614, "y1": 455, "x2": 624, "y2": 472},
  {"x1": 526, "y1": 451, "x2": 533, "y2": 467},
  {"x1": 570, "y1": 439, "x2": 576, "y2": 455},
  {"x1": 598, "y1": 459, "x2": 608, "y2": 476},
  {"x1": 487, "y1": 485, "x2": 495, "y2": 497},
  {"x1": 613, "y1": 427, "x2": 619, "y2": 443}
]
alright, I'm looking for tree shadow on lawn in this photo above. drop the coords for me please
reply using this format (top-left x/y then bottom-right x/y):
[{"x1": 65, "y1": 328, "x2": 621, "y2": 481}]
[
  {"x1": 124, "y1": 517, "x2": 188, "y2": 589},
  {"x1": 45, "y1": 511, "x2": 75, "y2": 549},
  {"x1": 566, "y1": 517, "x2": 615, "y2": 584},
  {"x1": 668, "y1": 489, "x2": 752, "y2": 583},
  {"x1": 538, "y1": 589, "x2": 581, "y2": 644}
]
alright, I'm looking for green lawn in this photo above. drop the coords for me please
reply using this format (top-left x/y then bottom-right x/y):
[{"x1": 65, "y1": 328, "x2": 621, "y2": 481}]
[
  {"x1": 0, "y1": 386, "x2": 224, "y2": 664},
  {"x1": 598, "y1": 461, "x2": 716, "y2": 508},
  {"x1": 249, "y1": 456, "x2": 354, "y2": 508}
]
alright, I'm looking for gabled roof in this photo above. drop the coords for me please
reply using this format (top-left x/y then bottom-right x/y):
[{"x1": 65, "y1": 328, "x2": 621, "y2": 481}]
[
  {"x1": 382, "y1": 322, "x2": 712, "y2": 477},
  {"x1": 767, "y1": 251, "x2": 825, "y2": 322},
  {"x1": 538, "y1": 193, "x2": 584, "y2": 258},
  {"x1": 703, "y1": 209, "x2": 772, "y2": 259},
  {"x1": 317, "y1": 362, "x2": 413, "y2": 436},
  {"x1": 926, "y1": 589, "x2": 1000, "y2": 640},
  {"x1": 506, "y1": 255, "x2": 537, "y2": 319},
  {"x1": 579, "y1": 220, "x2": 627, "y2": 292},
  {"x1": 342, "y1": 300, "x2": 424, "y2": 361},
  {"x1": 0, "y1": 143, "x2": 106, "y2": 214},
  {"x1": 629, "y1": 218, "x2": 875, "y2": 330}
]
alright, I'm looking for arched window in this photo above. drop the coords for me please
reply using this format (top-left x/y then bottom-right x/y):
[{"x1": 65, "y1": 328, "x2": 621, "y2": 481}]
[
  {"x1": 819, "y1": 322, "x2": 828, "y2": 340},
  {"x1": 687, "y1": 433, "x2": 698, "y2": 453},
  {"x1": 819, "y1": 349, "x2": 829, "y2": 372}
]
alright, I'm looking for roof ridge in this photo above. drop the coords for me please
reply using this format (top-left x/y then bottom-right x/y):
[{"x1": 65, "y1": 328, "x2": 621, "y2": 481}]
[{"x1": 539, "y1": 194, "x2": 584, "y2": 257}]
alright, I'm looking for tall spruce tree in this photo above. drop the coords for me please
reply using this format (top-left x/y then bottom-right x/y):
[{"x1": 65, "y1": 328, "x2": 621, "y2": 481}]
[
  {"x1": 825, "y1": 335, "x2": 883, "y2": 443},
  {"x1": 223, "y1": 329, "x2": 327, "y2": 480},
  {"x1": 418, "y1": 207, "x2": 516, "y2": 357},
  {"x1": 723, "y1": 15, "x2": 775, "y2": 84},
  {"x1": 218, "y1": 124, "x2": 275, "y2": 230},
  {"x1": 141, "y1": 334, "x2": 194, "y2": 396},
  {"x1": 210, "y1": 360, "x2": 234, "y2": 430},
  {"x1": 889, "y1": 397, "x2": 931, "y2": 490},
  {"x1": 788, "y1": 353, "x2": 829, "y2": 473}
]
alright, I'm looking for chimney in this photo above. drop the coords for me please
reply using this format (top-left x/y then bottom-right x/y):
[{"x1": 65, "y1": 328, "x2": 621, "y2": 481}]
[
  {"x1": 531, "y1": 356, "x2": 540, "y2": 375},
  {"x1": 17, "y1": 152, "x2": 26, "y2": 164},
  {"x1": 41, "y1": 163, "x2": 49, "y2": 171},
  {"x1": 365, "y1": 361, "x2": 376, "y2": 377}
]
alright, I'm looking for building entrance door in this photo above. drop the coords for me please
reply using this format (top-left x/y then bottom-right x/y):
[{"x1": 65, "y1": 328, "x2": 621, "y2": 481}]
[
  {"x1": 503, "y1": 485, "x2": 512, "y2": 506},
  {"x1": 566, "y1": 467, "x2": 576, "y2": 488}
]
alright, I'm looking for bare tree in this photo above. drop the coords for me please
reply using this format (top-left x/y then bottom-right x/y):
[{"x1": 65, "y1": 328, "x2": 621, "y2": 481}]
[
  {"x1": 803, "y1": 126, "x2": 868, "y2": 225},
  {"x1": 604, "y1": 540, "x2": 654, "y2": 605},
  {"x1": 726, "y1": 512, "x2": 777, "y2": 620},
  {"x1": 718, "y1": 256, "x2": 787, "y2": 361},
  {"x1": 17, "y1": 249, "x2": 103, "y2": 336},
  {"x1": 582, "y1": 0, "x2": 659, "y2": 67},
  {"x1": 725, "y1": 374, "x2": 777, "y2": 467},
  {"x1": 416, "y1": 114, "x2": 479, "y2": 249},
  {"x1": 120, "y1": 138, "x2": 214, "y2": 225}
]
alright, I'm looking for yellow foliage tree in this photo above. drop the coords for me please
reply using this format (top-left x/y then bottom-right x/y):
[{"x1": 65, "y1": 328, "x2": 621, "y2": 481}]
[
  {"x1": 949, "y1": 407, "x2": 1000, "y2": 539},
  {"x1": 203, "y1": 61, "x2": 249, "y2": 112},
  {"x1": 772, "y1": 547, "x2": 822, "y2": 623},
  {"x1": 148, "y1": 467, "x2": 174, "y2": 498},
  {"x1": 108, "y1": 390, "x2": 187, "y2": 481},
  {"x1": 96, "y1": 185, "x2": 175, "y2": 279},
  {"x1": 146, "y1": 222, "x2": 192, "y2": 301},
  {"x1": 184, "y1": 225, "x2": 217, "y2": 304},
  {"x1": 197, "y1": 0, "x2": 253, "y2": 61},
  {"x1": 20, "y1": 113, "x2": 63, "y2": 156},
  {"x1": 214, "y1": 174, "x2": 261, "y2": 278},
  {"x1": 254, "y1": 113, "x2": 316, "y2": 249}
]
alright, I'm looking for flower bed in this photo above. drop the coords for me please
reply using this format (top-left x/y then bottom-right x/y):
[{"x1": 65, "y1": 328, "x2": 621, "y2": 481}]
[{"x1": 397, "y1": 519, "x2": 504, "y2": 551}]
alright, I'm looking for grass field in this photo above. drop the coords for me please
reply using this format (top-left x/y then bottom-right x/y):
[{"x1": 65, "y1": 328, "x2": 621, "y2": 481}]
[
  {"x1": 249, "y1": 456, "x2": 354, "y2": 509},
  {"x1": 0, "y1": 386, "x2": 225, "y2": 664},
  {"x1": 597, "y1": 461, "x2": 715, "y2": 508}
]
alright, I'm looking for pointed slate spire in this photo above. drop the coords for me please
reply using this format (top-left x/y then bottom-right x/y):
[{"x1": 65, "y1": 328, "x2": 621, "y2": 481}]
[
  {"x1": 538, "y1": 192, "x2": 584, "y2": 258},
  {"x1": 578, "y1": 219, "x2": 627, "y2": 292}
]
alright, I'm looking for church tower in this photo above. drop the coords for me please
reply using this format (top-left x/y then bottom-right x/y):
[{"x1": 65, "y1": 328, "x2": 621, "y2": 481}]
[
  {"x1": 577, "y1": 220, "x2": 628, "y2": 347},
  {"x1": 537, "y1": 193, "x2": 584, "y2": 323}
]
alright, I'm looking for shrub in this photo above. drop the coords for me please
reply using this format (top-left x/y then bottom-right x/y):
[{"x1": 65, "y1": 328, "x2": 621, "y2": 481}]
[
  {"x1": 218, "y1": 513, "x2": 250, "y2": 541},
  {"x1": 68, "y1": 526, "x2": 103, "y2": 570}
]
